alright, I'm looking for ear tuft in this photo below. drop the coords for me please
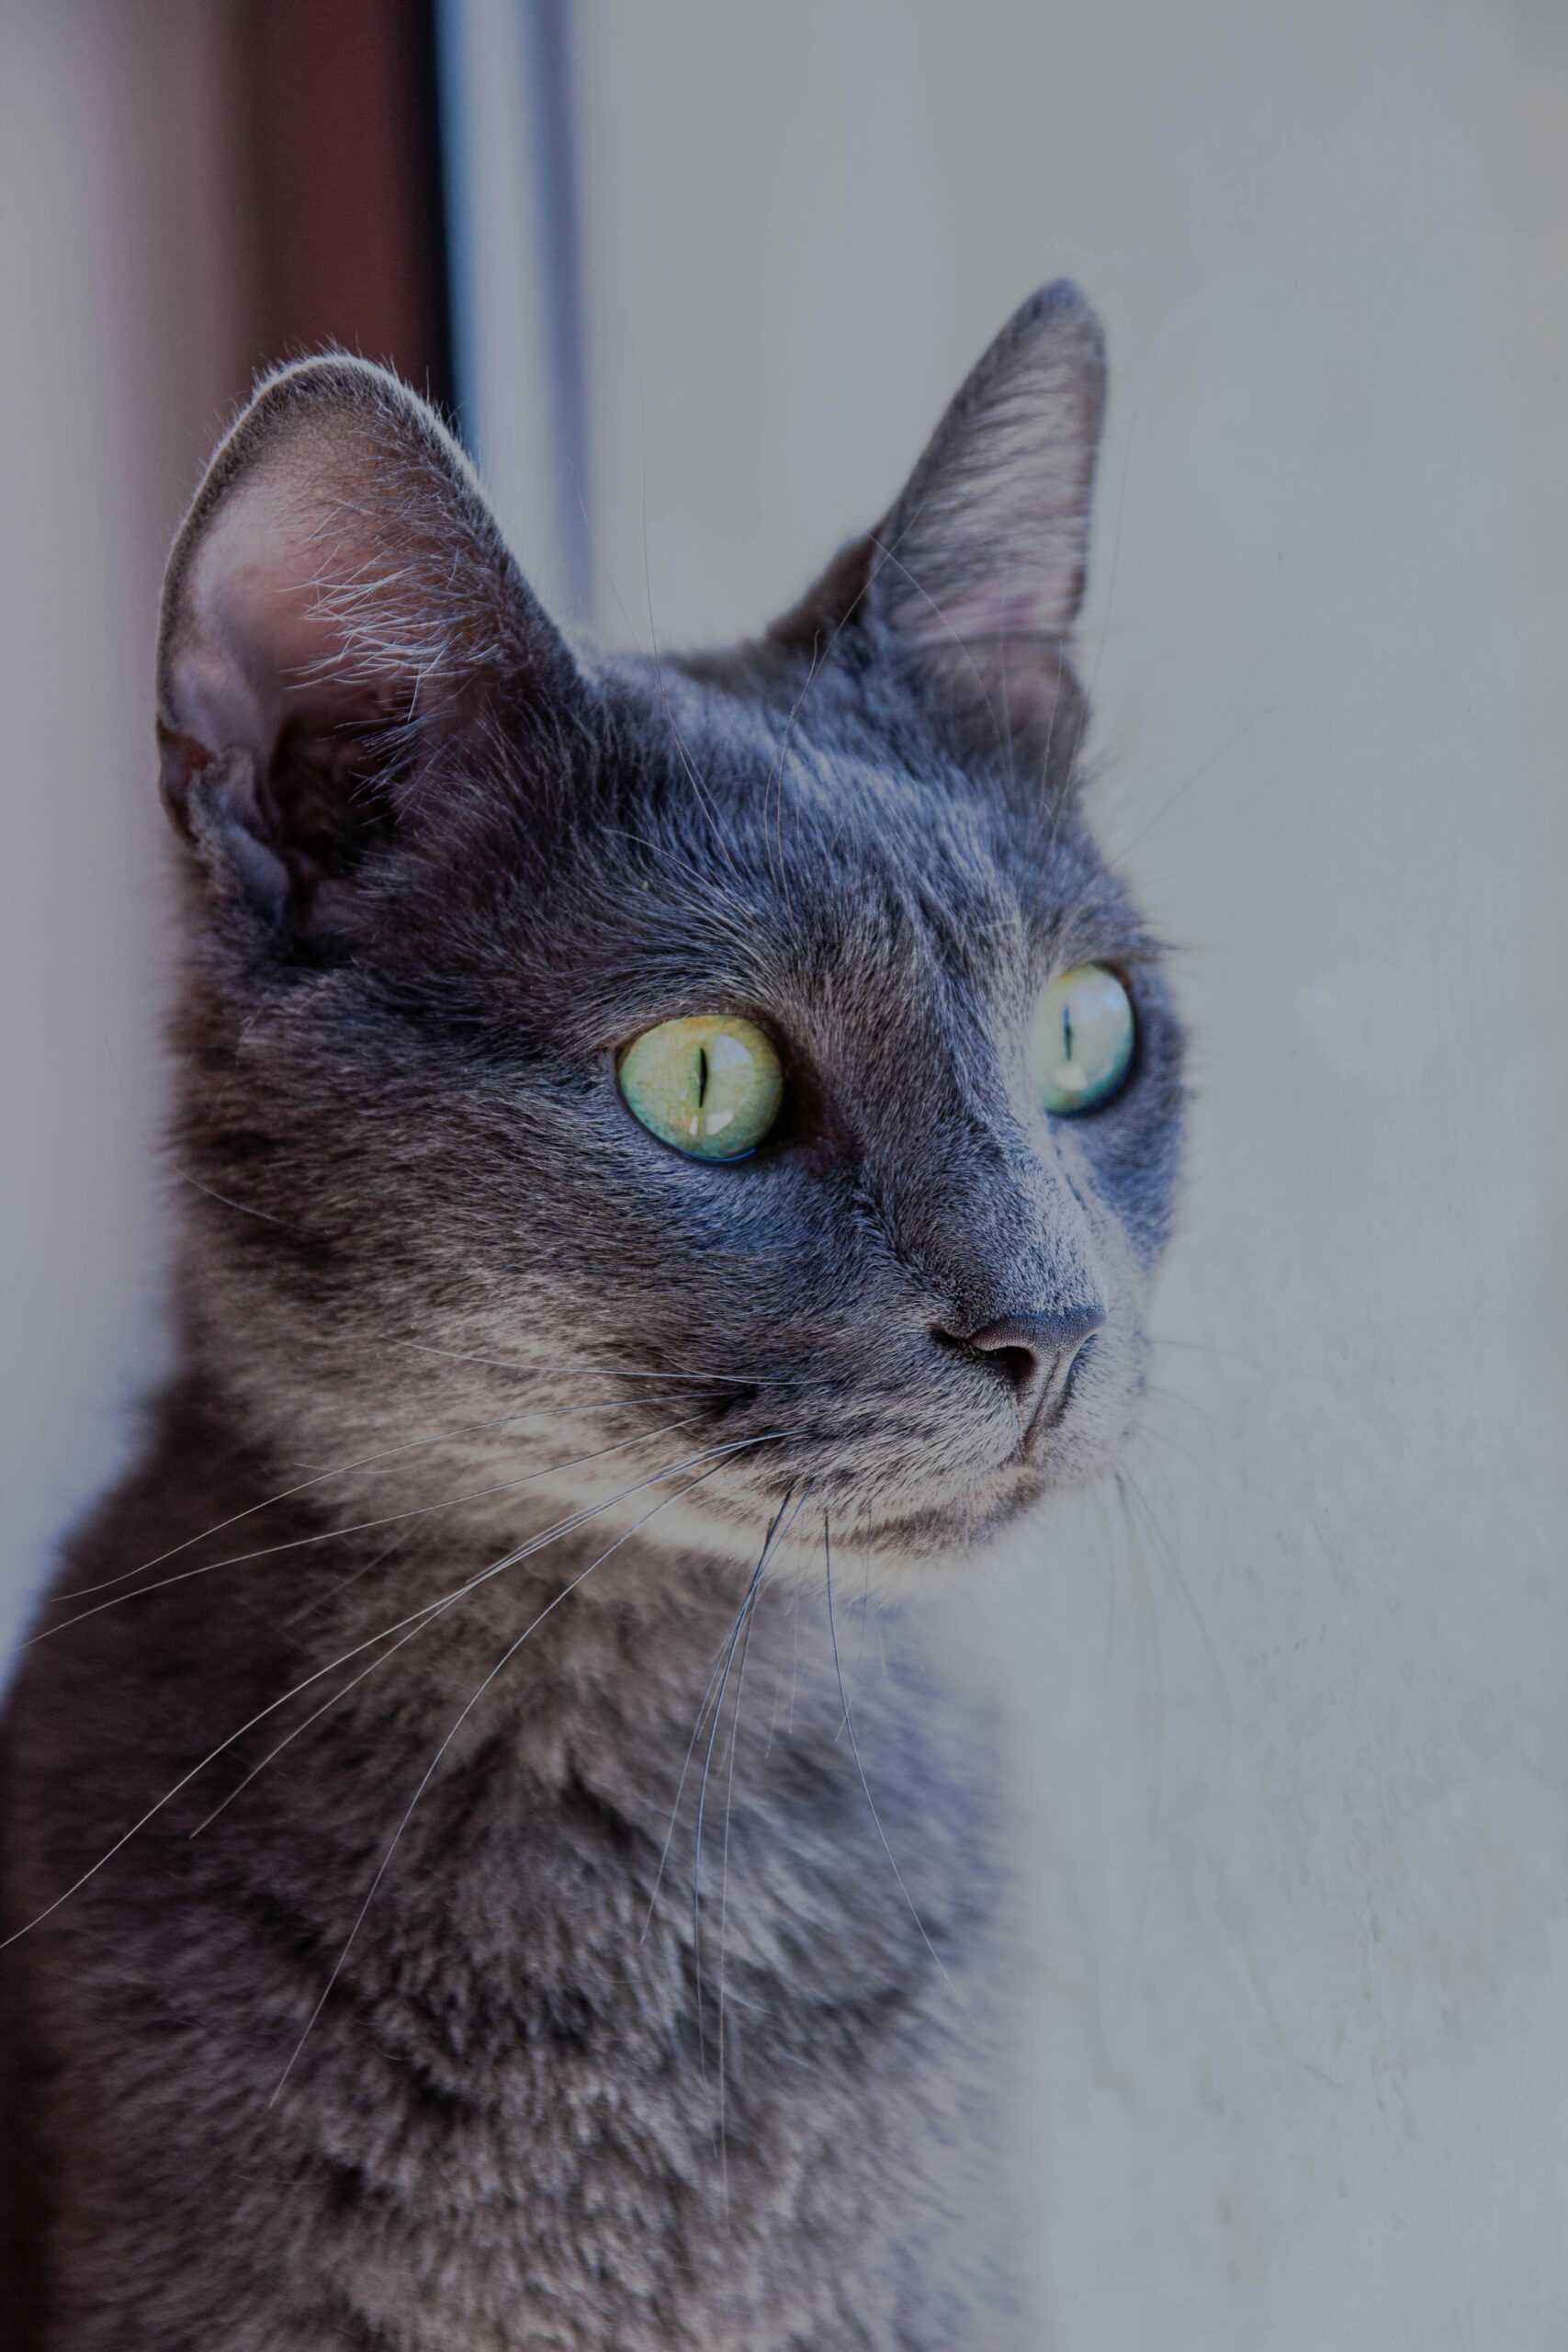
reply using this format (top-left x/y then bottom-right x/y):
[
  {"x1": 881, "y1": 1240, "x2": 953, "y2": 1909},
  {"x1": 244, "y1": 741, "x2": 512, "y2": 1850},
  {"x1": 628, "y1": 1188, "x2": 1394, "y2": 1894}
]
[{"x1": 157, "y1": 356, "x2": 578, "y2": 937}]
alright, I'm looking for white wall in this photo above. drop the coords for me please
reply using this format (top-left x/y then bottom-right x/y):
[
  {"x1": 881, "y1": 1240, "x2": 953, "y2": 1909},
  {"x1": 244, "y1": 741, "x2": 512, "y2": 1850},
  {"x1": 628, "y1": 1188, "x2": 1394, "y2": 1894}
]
[
  {"x1": 0, "y1": 0, "x2": 247, "y2": 1656},
  {"x1": 565, "y1": 5, "x2": 1568, "y2": 2343}
]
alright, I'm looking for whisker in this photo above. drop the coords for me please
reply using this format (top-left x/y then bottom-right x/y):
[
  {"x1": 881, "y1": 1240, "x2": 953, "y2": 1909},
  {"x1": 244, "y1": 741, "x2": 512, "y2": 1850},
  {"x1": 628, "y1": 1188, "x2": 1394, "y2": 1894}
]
[
  {"x1": 382, "y1": 1336, "x2": 816, "y2": 1387},
  {"x1": 1, "y1": 1429, "x2": 798, "y2": 1955},
  {"x1": 278, "y1": 1531, "x2": 409, "y2": 1632},
  {"x1": 52, "y1": 1409, "x2": 554, "y2": 1605},
  {"x1": 690, "y1": 1491, "x2": 806, "y2": 2086},
  {"x1": 1144, "y1": 1382, "x2": 1220, "y2": 1431},
  {"x1": 1134, "y1": 1418, "x2": 1208, "y2": 1476},
  {"x1": 823, "y1": 1509, "x2": 971, "y2": 2018},
  {"x1": 1118, "y1": 1465, "x2": 1229, "y2": 1717},
  {"x1": 267, "y1": 1460, "x2": 739, "y2": 2105},
  {"x1": 187, "y1": 1617, "x2": 427, "y2": 1839},
  {"x1": 637, "y1": 1475, "x2": 823, "y2": 1951},
  {"x1": 1111, "y1": 707, "x2": 1273, "y2": 867},
  {"x1": 715, "y1": 1491, "x2": 806, "y2": 2199},
  {"x1": 167, "y1": 1166, "x2": 288, "y2": 1227},
  {"x1": 641, "y1": 1613, "x2": 756, "y2": 1943},
  {"x1": 30, "y1": 1413, "x2": 712, "y2": 1645}
]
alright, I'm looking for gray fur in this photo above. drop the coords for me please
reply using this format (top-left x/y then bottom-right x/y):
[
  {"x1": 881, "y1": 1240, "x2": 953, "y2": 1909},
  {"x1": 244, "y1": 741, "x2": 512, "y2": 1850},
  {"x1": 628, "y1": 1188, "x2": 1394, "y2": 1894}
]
[{"x1": 2, "y1": 284, "x2": 1185, "y2": 2348}]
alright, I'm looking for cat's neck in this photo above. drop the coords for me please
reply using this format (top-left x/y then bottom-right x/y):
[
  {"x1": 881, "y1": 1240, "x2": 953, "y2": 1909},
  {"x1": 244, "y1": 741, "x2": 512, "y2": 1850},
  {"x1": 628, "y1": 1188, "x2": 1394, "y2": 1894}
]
[{"x1": 110, "y1": 1374, "x2": 975, "y2": 1839}]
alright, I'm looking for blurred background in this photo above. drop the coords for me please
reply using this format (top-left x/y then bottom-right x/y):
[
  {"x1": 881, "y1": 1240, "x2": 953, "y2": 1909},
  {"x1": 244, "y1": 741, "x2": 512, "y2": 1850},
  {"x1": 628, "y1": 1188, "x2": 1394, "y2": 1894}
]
[{"x1": 2, "y1": 2, "x2": 1565, "y2": 2344}]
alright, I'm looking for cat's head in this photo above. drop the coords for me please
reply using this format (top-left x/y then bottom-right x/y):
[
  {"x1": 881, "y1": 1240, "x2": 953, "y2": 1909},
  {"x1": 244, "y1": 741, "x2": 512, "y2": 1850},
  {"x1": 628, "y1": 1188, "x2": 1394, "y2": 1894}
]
[{"x1": 156, "y1": 285, "x2": 1184, "y2": 1576}]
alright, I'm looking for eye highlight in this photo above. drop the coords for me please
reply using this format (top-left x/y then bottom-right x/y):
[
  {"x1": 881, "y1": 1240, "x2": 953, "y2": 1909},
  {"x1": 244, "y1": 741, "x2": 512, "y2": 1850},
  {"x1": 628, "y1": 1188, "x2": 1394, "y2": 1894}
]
[
  {"x1": 1030, "y1": 964, "x2": 1135, "y2": 1115},
  {"x1": 616, "y1": 1014, "x2": 784, "y2": 1160}
]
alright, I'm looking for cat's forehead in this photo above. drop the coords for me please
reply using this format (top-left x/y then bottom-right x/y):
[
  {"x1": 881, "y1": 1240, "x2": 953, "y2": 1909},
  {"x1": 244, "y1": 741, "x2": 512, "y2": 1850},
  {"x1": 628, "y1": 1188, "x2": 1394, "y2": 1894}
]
[
  {"x1": 575, "y1": 658, "x2": 1128, "y2": 984},
  {"x1": 412, "y1": 657, "x2": 1148, "y2": 1052}
]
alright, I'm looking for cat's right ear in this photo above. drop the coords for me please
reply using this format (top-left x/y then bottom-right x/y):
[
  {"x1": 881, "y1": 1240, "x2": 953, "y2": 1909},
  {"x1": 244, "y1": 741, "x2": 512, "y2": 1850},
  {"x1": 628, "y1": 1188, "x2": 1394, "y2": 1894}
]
[
  {"x1": 157, "y1": 356, "x2": 582, "y2": 938},
  {"x1": 772, "y1": 282, "x2": 1106, "y2": 783}
]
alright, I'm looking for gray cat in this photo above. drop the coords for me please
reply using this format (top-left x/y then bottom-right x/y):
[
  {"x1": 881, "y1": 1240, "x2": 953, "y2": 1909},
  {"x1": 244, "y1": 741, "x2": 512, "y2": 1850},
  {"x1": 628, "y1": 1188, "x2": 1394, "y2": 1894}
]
[{"x1": 1, "y1": 283, "x2": 1184, "y2": 2348}]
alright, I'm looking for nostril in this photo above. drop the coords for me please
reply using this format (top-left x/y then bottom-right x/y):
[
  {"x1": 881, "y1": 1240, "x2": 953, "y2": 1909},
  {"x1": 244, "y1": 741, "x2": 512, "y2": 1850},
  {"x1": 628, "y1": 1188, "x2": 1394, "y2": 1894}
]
[
  {"x1": 984, "y1": 1342, "x2": 1041, "y2": 1399},
  {"x1": 935, "y1": 1303, "x2": 1107, "y2": 1436},
  {"x1": 973, "y1": 1306, "x2": 1103, "y2": 1357},
  {"x1": 931, "y1": 1322, "x2": 1029, "y2": 1398}
]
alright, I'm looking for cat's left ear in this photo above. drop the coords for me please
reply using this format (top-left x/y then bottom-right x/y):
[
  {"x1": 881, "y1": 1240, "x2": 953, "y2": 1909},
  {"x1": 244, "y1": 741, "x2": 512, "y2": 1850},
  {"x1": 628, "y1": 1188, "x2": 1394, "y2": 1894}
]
[
  {"x1": 773, "y1": 282, "x2": 1106, "y2": 773},
  {"x1": 157, "y1": 355, "x2": 582, "y2": 936}
]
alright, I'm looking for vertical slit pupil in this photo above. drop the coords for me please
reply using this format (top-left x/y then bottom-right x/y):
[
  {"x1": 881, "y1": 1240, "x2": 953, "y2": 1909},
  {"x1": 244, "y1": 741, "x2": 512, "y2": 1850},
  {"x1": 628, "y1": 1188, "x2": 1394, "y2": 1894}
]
[
  {"x1": 1062, "y1": 1005, "x2": 1075, "y2": 1065},
  {"x1": 695, "y1": 1046, "x2": 709, "y2": 1107}
]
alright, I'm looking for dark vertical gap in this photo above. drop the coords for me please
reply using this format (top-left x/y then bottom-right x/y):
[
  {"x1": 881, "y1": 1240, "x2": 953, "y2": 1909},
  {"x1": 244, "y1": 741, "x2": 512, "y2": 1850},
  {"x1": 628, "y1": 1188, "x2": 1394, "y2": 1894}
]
[
  {"x1": 233, "y1": 0, "x2": 455, "y2": 410},
  {"x1": 406, "y1": 0, "x2": 457, "y2": 422},
  {"x1": 230, "y1": 0, "x2": 276, "y2": 387}
]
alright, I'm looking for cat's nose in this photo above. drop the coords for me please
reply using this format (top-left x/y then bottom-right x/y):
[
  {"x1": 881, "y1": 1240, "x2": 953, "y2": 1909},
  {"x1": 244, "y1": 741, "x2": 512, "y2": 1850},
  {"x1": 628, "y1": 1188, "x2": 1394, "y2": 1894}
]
[{"x1": 940, "y1": 1304, "x2": 1104, "y2": 1438}]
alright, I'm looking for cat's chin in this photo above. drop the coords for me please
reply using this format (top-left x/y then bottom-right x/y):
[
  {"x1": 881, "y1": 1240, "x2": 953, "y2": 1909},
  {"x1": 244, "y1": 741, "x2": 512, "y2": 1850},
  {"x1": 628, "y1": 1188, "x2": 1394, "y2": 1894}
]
[
  {"x1": 622, "y1": 1455, "x2": 1084, "y2": 1591},
  {"x1": 834, "y1": 1480, "x2": 1071, "y2": 1581}
]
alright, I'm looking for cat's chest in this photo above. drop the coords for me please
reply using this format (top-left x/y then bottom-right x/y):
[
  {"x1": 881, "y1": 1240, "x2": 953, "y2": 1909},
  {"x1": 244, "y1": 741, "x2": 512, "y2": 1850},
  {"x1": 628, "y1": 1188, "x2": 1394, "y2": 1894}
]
[
  {"x1": 326, "y1": 1668, "x2": 989, "y2": 2144},
  {"x1": 284, "y1": 1742, "x2": 979, "y2": 2340},
  {"x1": 298, "y1": 1750, "x2": 996, "y2": 2349}
]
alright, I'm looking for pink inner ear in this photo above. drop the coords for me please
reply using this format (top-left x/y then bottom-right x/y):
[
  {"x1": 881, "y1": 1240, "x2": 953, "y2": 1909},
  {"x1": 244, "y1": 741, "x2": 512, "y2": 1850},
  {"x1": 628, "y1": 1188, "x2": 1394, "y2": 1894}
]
[
  {"x1": 899, "y1": 574, "x2": 1077, "y2": 652},
  {"x1": 168, "y1": 476, "x2": 399, "y2": 769},
  {"x1": 873, "y1": 452, "x2": 1095, "y2": 671},
  {"x1": 865, "y1": 285, "x2": 1104, "y2": 692},
  {"x1": 153, "y1": 355, "x2": 583, "y2": 909}
]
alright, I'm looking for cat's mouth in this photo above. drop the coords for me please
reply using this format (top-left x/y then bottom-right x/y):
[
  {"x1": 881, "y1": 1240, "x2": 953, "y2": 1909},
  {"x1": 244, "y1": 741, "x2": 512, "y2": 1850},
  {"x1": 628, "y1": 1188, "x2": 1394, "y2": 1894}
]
[
  {"x1": 459, "y1": 1316, "x2": 1135, "y2": 1573},
  {"x1": 630, "y1": 1376, "x2": 1098, "y2": 1565}
]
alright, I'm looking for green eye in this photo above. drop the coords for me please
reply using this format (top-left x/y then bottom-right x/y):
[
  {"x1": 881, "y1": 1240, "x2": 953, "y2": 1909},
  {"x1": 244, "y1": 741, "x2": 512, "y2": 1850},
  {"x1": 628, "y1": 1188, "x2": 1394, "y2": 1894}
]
[
  {"x1": 1030, "y1": 964, "x2": 1135, "y2": 1114},
  {"x1": 616, "y1": 1013, "x2": 784, "y2": 1160}
]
